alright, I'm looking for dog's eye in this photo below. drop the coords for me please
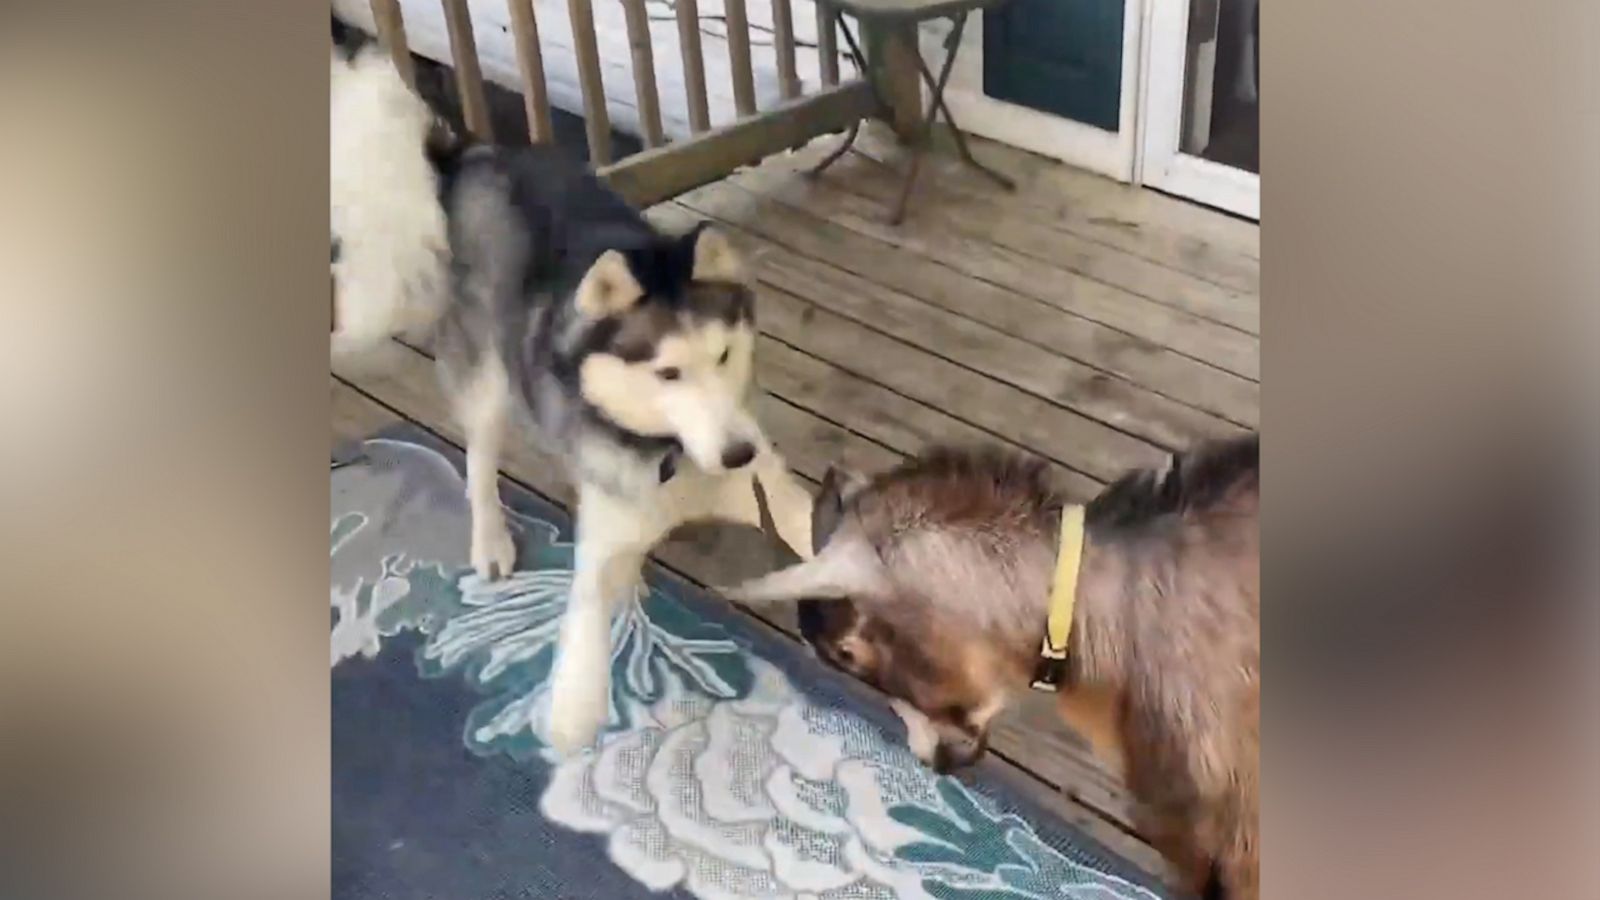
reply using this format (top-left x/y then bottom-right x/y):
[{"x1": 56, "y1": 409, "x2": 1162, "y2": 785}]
[
  {"x1": 717, "y1": 347, "x2": 731, "y2": 366},
  {"x1": 657, "y1": 367, "x2": 681, "y2": 381}
]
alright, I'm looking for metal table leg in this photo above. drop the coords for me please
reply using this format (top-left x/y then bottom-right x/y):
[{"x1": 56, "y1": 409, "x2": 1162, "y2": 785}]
[
  {"x1": 808, "y1": 6, "x2": 872, "y2": 177},
  {"x1": 810, "y1": 7, "x2": 1012, "y2": 222},
  {"x1": 915, "y1": 21, "x2": 1016, "y2": 192},
  {"x1": 886, "y1": 11, "x2": 967, "y2": 223}
]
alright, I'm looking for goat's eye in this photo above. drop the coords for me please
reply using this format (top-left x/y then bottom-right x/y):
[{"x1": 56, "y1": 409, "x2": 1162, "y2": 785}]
[
  {"x1": 657, "y1": 367, "x2": 681, "y2": 381},
  {"x1": 717, "y1": 347, "x2": 731, "y2": 366}
]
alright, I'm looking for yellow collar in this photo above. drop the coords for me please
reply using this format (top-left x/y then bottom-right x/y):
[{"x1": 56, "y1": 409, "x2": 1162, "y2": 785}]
[{"x1": 1031, "y1": 504, "x2": 1085, "y2": 691}]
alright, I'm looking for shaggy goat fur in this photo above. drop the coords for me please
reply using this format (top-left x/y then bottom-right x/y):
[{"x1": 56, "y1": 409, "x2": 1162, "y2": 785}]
[{"x1": 727, "y1": 435, "x2": 1260, "y2": 899}]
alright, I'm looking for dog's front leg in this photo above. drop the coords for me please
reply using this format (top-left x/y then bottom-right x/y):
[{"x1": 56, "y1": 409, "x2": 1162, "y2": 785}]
[
  {"x1": 546, "y1": 485, "x2": 660, "y2": 754},
  {"x1": 457, "y1": 361, "x2": 517, "y2": 580}
]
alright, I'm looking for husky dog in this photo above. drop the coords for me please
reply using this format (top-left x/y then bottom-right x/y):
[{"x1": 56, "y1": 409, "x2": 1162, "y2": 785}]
[
  {"x1": 331, "y1": 44, "x2": 816, "y2": 753},
  {"x1": 726, "y1": 437, "x2": 1260, "y2": 899}
]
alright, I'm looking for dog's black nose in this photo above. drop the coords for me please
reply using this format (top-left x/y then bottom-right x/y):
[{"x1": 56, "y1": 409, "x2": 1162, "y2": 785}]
[{"x1": 721, "y1": 442, "x2": 756, "y2": 470}]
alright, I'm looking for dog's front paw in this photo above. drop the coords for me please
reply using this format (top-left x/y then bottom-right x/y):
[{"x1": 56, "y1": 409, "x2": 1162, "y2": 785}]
[
  {"x1": 546, "y1": 617, "x2": 612, "y2": 754},
  {"x1": 547, "y1": 697, "x2": 606, "y2": 756},
  {"x1": 546, "y1": 677, "x2": 608, "y2": 755},
  {"x1": 471, "y1": 519, "x2": 517, "y2": 580}
]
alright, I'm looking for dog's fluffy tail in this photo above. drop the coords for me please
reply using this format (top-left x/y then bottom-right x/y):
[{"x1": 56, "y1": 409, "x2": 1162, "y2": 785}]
[{"x1": 330, "y1": 41, "x2": 452, "y2": 365}]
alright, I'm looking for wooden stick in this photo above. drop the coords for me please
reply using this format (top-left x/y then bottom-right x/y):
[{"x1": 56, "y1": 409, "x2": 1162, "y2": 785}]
[
  {"x1": 620, "y1": 0, "x2": 666, "y2": 147},
  {"x1": 772, "y1": 0, "x2": 800, "y2": 99},
  {"x1": 817, "y1": 2, "x2": 839, "y2": 86},
  {"x1": 505, "y1": 0, "x2": 554, "y2": 143},
  {"x1": 440, "y1": 0, "x2": 494, "y2": 140},
  {"x1": 723, "y1": 0, "x2": 758, "y2": 116},
  {"x1": 675, "y1": 0, "x2": 712, "y2": 132},
  {"x1": 566, "y1": 0, "x2": 613, "y2": 163},
  {"x1": 367, "y1": 0, "x2": 416, "y2": 86}
]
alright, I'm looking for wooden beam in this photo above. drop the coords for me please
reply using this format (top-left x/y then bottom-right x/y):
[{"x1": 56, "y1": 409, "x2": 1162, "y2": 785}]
[
  {"x1": 440, "y1": 0, "x2": 493, "y2": 140},
  {"x1": 566, "y1": 0, "x2": 613, "y2": 163},
  {"x1": 367, "y1": 0, "x2": 416, "y2": 86},
  {"x1": 723, "y1": 0, "x2": 758, "y2": 117},
  {"x1": 864, "y1": 20, "x2": 922, "y2": 140},
  {"x1": 772, "y1": 0, "x2": 801, "y2": 99},
  {"x1": 620, "y1": 0, "x2": 666, "y2": 147},
  {"x1": 601, "y1": 80, "x2": 877, "y2": 207},
  {"x1": 675, "y1": 0, "x2": 712, "y2": 133},
  {"x1": 505, "y1": 0, "x2": 554, "y2": 143}
]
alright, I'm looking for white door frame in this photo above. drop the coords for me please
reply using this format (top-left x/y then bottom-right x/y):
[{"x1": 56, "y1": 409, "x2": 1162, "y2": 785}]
[
  {"x1": 1133, "y1": 0, "x2": 1260, "y2": 218},
  {"x1": 918, "y1": 0, "x2": 1145, "y2": 182}
]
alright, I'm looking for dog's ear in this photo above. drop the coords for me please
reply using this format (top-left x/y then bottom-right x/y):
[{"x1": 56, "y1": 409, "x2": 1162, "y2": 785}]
[
  {"x1": 575, "y1": 250, "x2": 644, "y2": 317},
  {"x1": 688, "y1": 225, "x2": 745, "y2": 284}
]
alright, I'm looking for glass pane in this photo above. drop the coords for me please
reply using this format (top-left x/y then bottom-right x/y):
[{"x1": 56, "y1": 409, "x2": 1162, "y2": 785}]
[{"x1": 1178, "y1": 0, "x2": 1259, "y2": 174}]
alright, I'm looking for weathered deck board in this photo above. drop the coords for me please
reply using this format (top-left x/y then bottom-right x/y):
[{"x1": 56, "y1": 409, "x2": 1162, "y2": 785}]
[
  {"x1": 331, "y1": 145, "x2": 1256, "y2": 890},
  {"x1": 665, "y1": 185, "x2": 1259, "y2": 430},
  {"x1": 697, "y1": 171, "x2": 1260, "y2": 382},
  {"x1": 748, "y1": 143, "x2": 1261, "y2": 336},
  {"x1": 753, "y1": 337, "x2": 1091, "y2": 489},
  {"x1": 747, "y1": 273, "x2": 1169, "y2": 483},
  {"x1": 853, "y1": 127, "x2": 1262, "y2": 291}
]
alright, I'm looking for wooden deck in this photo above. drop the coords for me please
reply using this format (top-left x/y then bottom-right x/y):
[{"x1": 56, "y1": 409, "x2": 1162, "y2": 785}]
[{"x1": 332, "y1": 125, "x2": 1259, "y2": 886}]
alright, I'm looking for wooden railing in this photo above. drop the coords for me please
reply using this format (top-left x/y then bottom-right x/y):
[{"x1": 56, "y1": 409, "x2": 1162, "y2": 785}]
[{"x1": 349, "y1": 0, "x2": 902, "y2": 205}]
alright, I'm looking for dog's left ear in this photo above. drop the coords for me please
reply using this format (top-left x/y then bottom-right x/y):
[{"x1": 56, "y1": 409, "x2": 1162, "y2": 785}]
[
  {"x1": 688, "y1": 224, "x2": 746, "y2": 284},
  {"x1": 575, "y1": 250, "x2": 645, "y2": 317}
]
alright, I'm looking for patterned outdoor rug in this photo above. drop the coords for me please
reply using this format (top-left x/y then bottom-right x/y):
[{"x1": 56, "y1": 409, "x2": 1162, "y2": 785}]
[{"x1": 332, "y1": 428, "x2": 1171, "y2": 900}]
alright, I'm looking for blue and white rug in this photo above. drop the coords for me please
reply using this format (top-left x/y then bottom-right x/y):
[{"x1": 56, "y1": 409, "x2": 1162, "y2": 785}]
[{"x1": 332, "y1": 429, "x2": 1170, "y2": 899}]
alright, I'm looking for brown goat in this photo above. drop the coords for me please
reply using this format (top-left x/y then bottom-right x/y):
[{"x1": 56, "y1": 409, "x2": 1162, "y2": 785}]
[{"x1": 727, "y1": 436, "x2": 1259, "y2": 899}]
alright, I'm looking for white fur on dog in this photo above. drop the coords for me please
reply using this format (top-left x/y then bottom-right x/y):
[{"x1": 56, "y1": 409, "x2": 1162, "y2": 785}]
[
  {"x1": 545, "y1": 452, "x2": 816, "y2": 754},
  {"x1": 330, "y1": 47, "x2": 450, "y2": 360},
  {"x1": 577, "y1": 325, "x2": 763, "y2": 474}
]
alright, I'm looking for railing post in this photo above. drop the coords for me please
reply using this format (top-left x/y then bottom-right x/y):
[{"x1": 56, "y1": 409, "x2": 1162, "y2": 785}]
[
  {"x1": 567, "y1": 0, "x2": 614, "y2": 163},
  {"x1": 772, "y1": 0, "x2": 800, "y2": 99},
  {"x1": 368, "y1": 0, "x2": 416, "y2": 86},
  {"x1": 816, "y1": 3, "x2": 840, "y2": 85},
  {"x1": 621, "y1": 0, "x2": 666, "y2": 146},
  {"x1": 440, "y1": 0, "x2": 494, "y2": 140},
  {"x1": 724, "y1": 0, "x2": 758, "y2": 117},
  {"x1": 675, "y1": 0, "x2": 712, "y2": 132},
  {"x1": 506, "y1": 0, "x2": 555, "y2": 143}
]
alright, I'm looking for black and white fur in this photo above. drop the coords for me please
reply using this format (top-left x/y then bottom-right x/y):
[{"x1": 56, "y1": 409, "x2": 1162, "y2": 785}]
[{"x1": 331, "y1": 45, "x2": 815, "y2": 753}]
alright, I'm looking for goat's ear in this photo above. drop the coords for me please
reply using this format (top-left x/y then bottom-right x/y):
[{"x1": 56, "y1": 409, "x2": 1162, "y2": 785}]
[
  {"x1": 814, "y1": 465, "x2": 871, "y2": 554},
  {"x1": 720, "y1": 541, "x2": 880, "y2": 606},
  {"x1": 813, "y1": 468, "x2": 848, "y2": 554},
  {"x1": 575, "y1": 250, "x2": 644, "y2": 317}
]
